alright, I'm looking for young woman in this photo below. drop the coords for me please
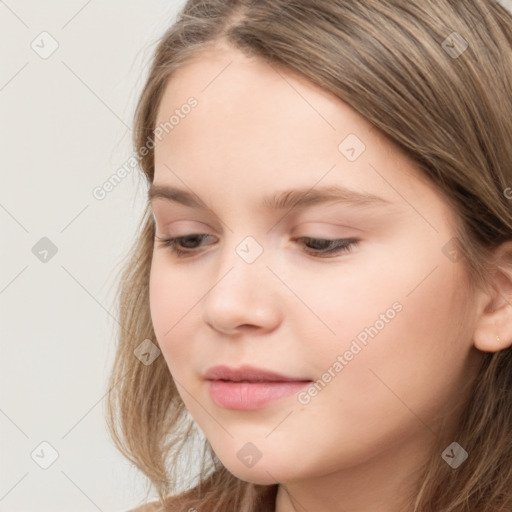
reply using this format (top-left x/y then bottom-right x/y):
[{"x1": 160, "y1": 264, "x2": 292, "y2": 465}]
[{"x1": 105, "y1": 1, "x2": 512, "y2": 511}]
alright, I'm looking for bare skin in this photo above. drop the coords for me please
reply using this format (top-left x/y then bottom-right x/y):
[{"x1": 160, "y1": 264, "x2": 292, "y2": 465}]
[{"x1": 148, "y1": 41, "x2": 512, "y2": 512}]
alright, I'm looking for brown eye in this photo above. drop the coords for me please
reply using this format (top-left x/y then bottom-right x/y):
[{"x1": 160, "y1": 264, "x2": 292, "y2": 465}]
[
  {"x1": 154, "y1": 234, "x2": 215, "y2": 256},
  {"x1": 296, "y1": 237, "x2": 359, "y2": 258}
]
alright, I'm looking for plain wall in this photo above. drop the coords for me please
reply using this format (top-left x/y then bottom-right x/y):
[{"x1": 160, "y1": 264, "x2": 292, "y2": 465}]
[{"x1": 0, "y1": 1, "x2": 188, "y2": 511}]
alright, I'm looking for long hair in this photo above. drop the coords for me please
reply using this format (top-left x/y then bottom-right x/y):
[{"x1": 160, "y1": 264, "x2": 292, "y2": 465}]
[{"x1": 105, "y1": 1, "x2": 512, "y2": 510}]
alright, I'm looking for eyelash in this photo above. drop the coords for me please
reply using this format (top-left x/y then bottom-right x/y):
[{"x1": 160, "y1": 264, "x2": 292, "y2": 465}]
[{"x1": 154, "y1": 234, "x2": 359, "y2": 259}]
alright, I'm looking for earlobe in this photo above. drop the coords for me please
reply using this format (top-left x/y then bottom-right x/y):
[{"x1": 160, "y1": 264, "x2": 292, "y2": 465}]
[
  {"x1": 472, "y1": 241, "x2": 512, "y2": 353},
  {"x1": 473, "y1": 299, "x2": 512, "y2": 353}
]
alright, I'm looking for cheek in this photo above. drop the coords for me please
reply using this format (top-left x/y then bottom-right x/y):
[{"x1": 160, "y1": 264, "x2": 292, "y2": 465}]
[
  {"x1": 149, "y1": 257, "x2": 197, "y2": 368},
  {"x1": 298, "y1": 243, "x2": 471, "y2": 418},
  {"x1": 351, "y1": 267, "x2": 469, "y2": 416}
]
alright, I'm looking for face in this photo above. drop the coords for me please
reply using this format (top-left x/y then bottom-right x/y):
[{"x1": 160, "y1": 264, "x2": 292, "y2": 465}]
[{"x1": 148, "y1": 42, "x2": 483, "y2": 486}]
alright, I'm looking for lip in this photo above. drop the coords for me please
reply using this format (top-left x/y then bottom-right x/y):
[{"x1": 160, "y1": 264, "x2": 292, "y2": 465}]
[
  {"x1": 203, "y1": 364, "x2": 309, "y2": 382},
  {"x1": 204, "y1": 365, "x2": 312, "y2": 410}
]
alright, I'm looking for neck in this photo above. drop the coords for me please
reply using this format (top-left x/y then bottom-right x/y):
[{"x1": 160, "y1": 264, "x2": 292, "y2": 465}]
[{"x1": 274, "y1": 426, "x2": 437, "y2": 512}]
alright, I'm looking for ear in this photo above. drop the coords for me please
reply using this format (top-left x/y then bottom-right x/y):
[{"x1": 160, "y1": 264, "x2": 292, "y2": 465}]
[{"x1": 473, "y1": 240, "x2": 512, "y2": 352}]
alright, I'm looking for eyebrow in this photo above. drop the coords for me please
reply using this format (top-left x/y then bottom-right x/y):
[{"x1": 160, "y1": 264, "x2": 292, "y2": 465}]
[{"x1": 147, "y1": 183, "x2": 393, "y2": 211}]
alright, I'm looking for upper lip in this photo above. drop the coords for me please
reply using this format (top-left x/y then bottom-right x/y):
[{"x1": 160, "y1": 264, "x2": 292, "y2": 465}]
[{"x1": 204, "y1": 364, "x2": 311, "y2": 382}]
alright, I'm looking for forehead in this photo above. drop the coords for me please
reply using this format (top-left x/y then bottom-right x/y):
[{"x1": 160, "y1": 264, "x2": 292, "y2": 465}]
[{"x1": 152, "y1": 43, "x2": 448, "y2": 223}]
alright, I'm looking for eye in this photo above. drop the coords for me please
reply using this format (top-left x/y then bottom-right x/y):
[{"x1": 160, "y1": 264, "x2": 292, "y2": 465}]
[
  {"x1": 154, "y1": 234, "x2": 359, "y2": 259},
  {"x1": 295, "y1": 237, "x2": 359, "y2": 258},
  {"x1": 154, "y1": 234, "x2": 215, "y2": 256}
]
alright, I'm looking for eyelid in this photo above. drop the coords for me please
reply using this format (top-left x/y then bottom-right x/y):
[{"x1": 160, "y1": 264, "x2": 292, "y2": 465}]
[
  {"x1": 291, "y1": 220, "x2": 366, "y2": 234},
  {"x1": 152, "y1": 217, "x2": 215, "y2": 233}
]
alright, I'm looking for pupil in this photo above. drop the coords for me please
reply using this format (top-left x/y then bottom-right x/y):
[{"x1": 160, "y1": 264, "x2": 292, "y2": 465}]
[
  {"x1": 183, "y1": 235, "x2": 201, "y2": 248},
  {"x1": 309, "y1": 238, "x2": 330, "y2": 250}
]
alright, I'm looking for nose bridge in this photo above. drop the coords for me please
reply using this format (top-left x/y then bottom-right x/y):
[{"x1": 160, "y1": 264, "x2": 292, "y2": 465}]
[
  {"x1": 201, "y1": 233, "x2": 281, "y2": 333},
  {"x1": 208, "y1": 234, "x2": 268, "y2": 303}
]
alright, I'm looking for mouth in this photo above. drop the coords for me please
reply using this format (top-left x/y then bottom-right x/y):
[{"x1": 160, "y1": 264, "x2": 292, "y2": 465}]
[
  {"x1": 212, "y1": 378, "x2": 311, "y2": 383},
  {"x1": 203, "y1": 364, "x2": 311, "y2": 383},
  {"x1": 204, "y1": 365, "x2": 313, "y2": 410},
  {"x1": 206, "y1": 380, "x2": 312, "y2": 410}
]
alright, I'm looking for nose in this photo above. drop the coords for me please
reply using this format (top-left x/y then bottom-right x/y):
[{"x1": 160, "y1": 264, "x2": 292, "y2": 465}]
[{"x1": 201, "y1": 247, "x2": 283, "y2": 336}]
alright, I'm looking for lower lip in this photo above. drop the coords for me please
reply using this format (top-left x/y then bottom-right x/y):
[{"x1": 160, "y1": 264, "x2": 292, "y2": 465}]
[{"x1": 207, "y1": 380, "x2": 311, "y2": 410}]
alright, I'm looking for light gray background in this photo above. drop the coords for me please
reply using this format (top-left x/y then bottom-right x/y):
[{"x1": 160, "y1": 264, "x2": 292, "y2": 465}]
[
  {"x1": 0, "y1": 1, "x2": 188, "y2": 511},
  {"x1": 2, "y1": 1, "x2": 512, "y2": 511}
]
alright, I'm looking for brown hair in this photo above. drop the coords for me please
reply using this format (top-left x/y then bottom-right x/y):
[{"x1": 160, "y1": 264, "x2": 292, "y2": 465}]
[{"x1": 105, "y1": 1, "x2": 512, "y2": 510}]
